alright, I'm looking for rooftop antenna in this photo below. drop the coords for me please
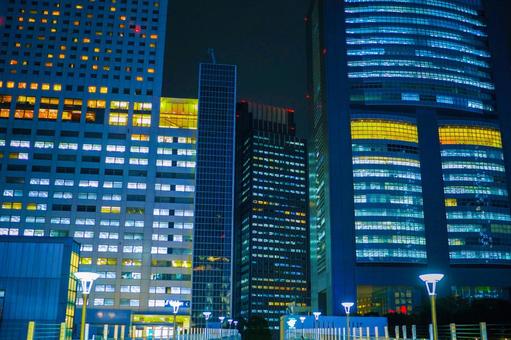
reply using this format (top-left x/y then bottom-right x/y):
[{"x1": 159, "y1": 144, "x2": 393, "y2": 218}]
[{"x1": 208, "y1": 48, "x2": 217, "y2": 64}]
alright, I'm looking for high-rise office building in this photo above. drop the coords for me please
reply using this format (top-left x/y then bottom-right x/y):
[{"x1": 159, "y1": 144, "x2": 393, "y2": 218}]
[
  {"x1": 0, "y1": 0, "x2": 200, "y2": 334},
  {"x1": 192, "y1": 62, "x2": 237, "y2": 323},
  {"x1": 307, "y1": 0, "x2": 511, "y2": 316},
  {"x1": 234, "y1": 101, "x2": 309, "y2": 331}
]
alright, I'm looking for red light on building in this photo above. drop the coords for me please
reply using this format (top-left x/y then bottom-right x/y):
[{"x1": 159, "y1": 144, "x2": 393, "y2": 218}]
[
  {"x1": 400, "y1": 305, "x2": 407, "y2": 314},
  {"x1": 0, "y1": 17, "x2": 5, "y2": 26},
  {"x1": 134, "y1": 25, "x2": 141, "y2": 33}
]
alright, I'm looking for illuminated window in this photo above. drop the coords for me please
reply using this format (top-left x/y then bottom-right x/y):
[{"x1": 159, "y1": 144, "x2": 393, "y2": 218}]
[
  {"x1": 159, "y1": 98, "x2": 198, "y2": 129},
  {"x1": 131, "y1": 134, "x2": 150, "y2": 141},
  {"x1": 87, "y1": 100, "x2": 106, "y2": 109},
  {"x1": 134, "y1": 102, "x2": 152, "y2": 111},
  {"x1": 88, "y1": 86, "x2": 96, "y2": 93},
  {"x1": 109, "y1": 112, "x2": 128, "y2": 126},
  {"x1": 41, "y1": 84, "x2": 50, "y2": 91},
  {"x1": 439, "y1": 126, "x2": 502, "y2": 148},
  {"x1": 38, "y1": 109, "x2": 58, "y2": 120},
  {"x1": 132, "y1": 114, "x2": 151, "y2": 127},
  {"x1": 110, "y1": 101, "x2": 129, "y2": 110},
  {"x1": 14, "y1": 109, "x2": 34, "y2": 119},
  {"x1": 351, "y1": 119, "x2": 418, "y2": 143},
  {"x1": 100, "y1": 87, "x2": 108, "y2": 94},
  {"x1": 62, "y1": 110, "x2": 82, "y2": 122}
]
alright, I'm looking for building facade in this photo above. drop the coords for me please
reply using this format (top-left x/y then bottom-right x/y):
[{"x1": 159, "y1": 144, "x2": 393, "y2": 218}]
[
  {"x1": 234, "y1": 101, "x2": 310, "y2": 331},
  {"x1": 307, "y1": 0, "x2": 511, "y2": 316},
  {"x1": 0, "y1": 236, "x2": 79, "y2": 339},
  {"x1": 192, "y1": 63, "x2": 237, "y2": 324},
  {"x1": 0, "y1": 0, "x2": 200, "y2": 333}
]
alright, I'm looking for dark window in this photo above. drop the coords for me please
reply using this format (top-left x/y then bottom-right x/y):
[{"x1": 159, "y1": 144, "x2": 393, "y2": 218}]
[
  {"x1": 32, "y1": 165, "x2": 51, "y2": 172},
  {"x1": 52, "y1": 204, "x2": 72, "y2": 211},
  {"x1": 77, "y1": 205, "x2": 96, "y2": 212},
  {"x1": 56, "y1": 167, "x2": 75, "y2": 174},
  {"x1": 105, "y1": 169, "x2": 123, "y2": 176},
  {"x1": 34, "y1": 153, "x2": 52, "y2": 160}
]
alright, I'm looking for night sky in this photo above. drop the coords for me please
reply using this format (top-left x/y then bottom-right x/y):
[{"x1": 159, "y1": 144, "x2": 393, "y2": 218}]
[{"x1": 163, "y1": 0, "x2": 310, "y2": 136}]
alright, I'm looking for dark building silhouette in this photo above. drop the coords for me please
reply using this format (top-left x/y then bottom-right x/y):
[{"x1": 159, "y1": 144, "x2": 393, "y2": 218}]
[{"x1": 234, "y1": 101, "x2": 310, "y2": 331}]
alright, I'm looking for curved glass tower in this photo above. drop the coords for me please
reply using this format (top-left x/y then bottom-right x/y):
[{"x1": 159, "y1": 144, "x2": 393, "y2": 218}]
[{"x1": 308, "y1": 0, "x2": 511, "y2": 316}]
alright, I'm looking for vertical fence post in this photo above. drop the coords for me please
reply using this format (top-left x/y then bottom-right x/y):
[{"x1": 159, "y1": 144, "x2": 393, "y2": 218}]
[
  {"x1": 85, "y1": 323, "x2": 90, "y2": 340},
  {"x1": 103, "y1": 324, "x2": 109, "y2": 340},
  {"x1": 450, "y1": 323, "x2": 456, "y2": 340},
  {"x1": 402, "y1": 325, "x2": 407, "y2": 340},
  {"x1": 480, "y1": 322, "x2": 488, "y2": 340},
  {"x1": 120, "y1": 325, "x2": 125, "y2": 340},
  {"x1": 395, "y1": 326, "x2": 400, "y2": 340},
  {"x1": 429, "y1": 324, "x2": 433, "y2": 340},
  {"x1": 375, "y1": 326, "x2": 379, "y2": 340},
  {"x1": 411, "y1": 325, "x2": 417, "y2": 340},
  {"x1": 366, "y1": 327, "x2": 370, "y2": 340},
  {"x1": 59, "y1": 322, "x2": 66, "y2": 340},
  {"x1": 384, "y1": 326, "x2": 389, "y2": 340},
  {"x1": 26, "y1": 321, "x2": 35, "y2": 340}
]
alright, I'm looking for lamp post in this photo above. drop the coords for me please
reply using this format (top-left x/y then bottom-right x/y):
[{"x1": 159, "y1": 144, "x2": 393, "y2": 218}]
[
  {"x1": 299, "y1": 316, "x2": 306, "y2": 339},
  {"x1": 203, "y1": 312, "x2": 211, "y2": 339},
  {"x1": 168, "y1": 300, "x2": 183, "y2": 340},
  {"x1": 313, "y1": 312, "x2": 321, "y2": 339},
  {"x1": 342, "y1": 302, "x2": 354, "y2": 340},
  {"x1": 74, "y1": 272, "x2": 100, "y2": 340},
  {"x1": 419, "y1": 274, "x2": 444, "y2": 340},
  {"x1": 219, "y1": 316, "x2": 225, "y2": 338}
]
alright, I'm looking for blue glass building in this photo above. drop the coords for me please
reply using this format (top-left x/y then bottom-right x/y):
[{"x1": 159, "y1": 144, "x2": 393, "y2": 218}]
[
  {"x1": 0, "y1": 0, "x2": 199, "y2": 334},
  {"x1": 0, "y1": 236, "x2": 79, "y2": 339},
  {"x1": 234, "y1": 101, "x2": 310, "y2": 331},
  {"x1": 307, "y1": 0, "x2": 511, "y2": 316},
  {"x1": 192, "y1": 63, "x2": 237, "y2": 323}
]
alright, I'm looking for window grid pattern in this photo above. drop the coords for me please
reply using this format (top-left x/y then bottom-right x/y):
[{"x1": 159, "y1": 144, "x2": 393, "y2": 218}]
[
  {"x1": 440, "y1": 123, "x2": 511, "y2": 264},
  {"x1": 351, "y1": 118, "x2": 427, "y2": 263},
  {"x1": 344, "y1": 0, "x2": 494, "y2": 113}
]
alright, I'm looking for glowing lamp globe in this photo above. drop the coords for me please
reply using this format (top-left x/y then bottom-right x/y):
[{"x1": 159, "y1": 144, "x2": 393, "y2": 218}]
[{"x1": 74, "y1": 272, "x2": 100, "y2": 294}]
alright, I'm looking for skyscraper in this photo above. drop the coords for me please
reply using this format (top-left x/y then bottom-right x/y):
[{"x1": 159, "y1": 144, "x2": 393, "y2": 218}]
[
  {"x1": 234, "y1": 101, "x2": 309, "y2": 331},
  {"x1": 307, "y1": 0, "x2": 511, "y2": 316},
  {"x1": 0, "y1": 0, "x2": 199, "y2": 333},
  {"x1": 192, "y1": 62, "x2": 237, "y2": 323}
]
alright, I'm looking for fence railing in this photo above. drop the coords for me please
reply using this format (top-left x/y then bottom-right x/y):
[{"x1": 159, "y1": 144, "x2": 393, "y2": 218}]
[{"x1": 282, "y1": 322, "x2": 511, "y2": 340}]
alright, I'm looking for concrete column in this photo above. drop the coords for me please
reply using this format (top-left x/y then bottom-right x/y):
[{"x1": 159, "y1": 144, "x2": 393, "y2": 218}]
[
  {"x1": 480, "y1": 322, "x2": 488, "y2": 340},
  {"x1": 412, "y1": 325, "x2": 417, "y2": 340}
]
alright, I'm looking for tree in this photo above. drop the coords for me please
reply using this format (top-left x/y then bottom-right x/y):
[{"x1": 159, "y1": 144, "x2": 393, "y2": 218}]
[{"x1": 243, "y1": 316, "x2": 272, "y2": 340}]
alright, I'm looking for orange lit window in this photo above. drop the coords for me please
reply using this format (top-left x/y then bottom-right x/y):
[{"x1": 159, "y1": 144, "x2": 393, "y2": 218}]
[
  {"x1": 88, "y1": 86, "x2": 96, "y2": 93},
  {"x1": 18, "y1": 82, "x2": 26, "y2": 89},
  {"x1": 86, "y1": 112, "x2": 96, "y2": 123},
  {"x1": 62, "y1": 110, "x2": 82, "y2": 122},
  {"x1": 87, "y1": 100, "x2": 106, "y2": 109},
  {"x1": 0, "y1": 109, "x2": 10, "y2": 118},
  {"x1": 38, "y1": 108, "x2": 58, "y2": 120},
  {"x1": 14, "y1": 109, "x2": 34, "y2": 119},
  {"x1": 30, "y1": 83, "x2": 38, "y2": 90}
]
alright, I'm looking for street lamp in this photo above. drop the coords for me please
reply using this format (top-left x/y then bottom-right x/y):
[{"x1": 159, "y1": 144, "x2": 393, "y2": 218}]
[
  {"x1": 219, "y1": 316, "x2": 225, "y2": 338},
  {"x1": 419, "y1": 274, "x2": 444, "y2": 340},
  {"x1": 313, "y1": 312, "x2": 321, "y2": 338},
  {"x1": 299, "y1": 316, "x2": 306, "y2": 338},
  {"x1": 168, "y1": 300, "x2": 183, "y2": 340},
  {"x1": 342, "y1": 302, "x2": 354, "y2": 340},
  {"x1": 74, "y1": 272, "x2": 100, "y2": 340},
  {"x1": 203, "y1": 312, "x2": 211, "y2": 339}
]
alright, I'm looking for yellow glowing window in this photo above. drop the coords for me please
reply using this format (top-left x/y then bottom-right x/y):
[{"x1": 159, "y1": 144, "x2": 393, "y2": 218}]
[
  {"x1": 92, "y1": 65, "x2": 98, "y2": 70},
  {"x1": 85, "y1": 112, "x2": 96, "y2": 123},
  {"x1": 59, "y1": 54, "x2": 65, "y2": 59},
  {"x1": 2, "y1": 202, "x2": 22, "y2": 210},
  {"x1": 30, "y1": 83, "x2": 38, "y2": 90},
  {"x1": 41, "y1": 83, "x2": 50, "y2": 90},
  {"x1": 133, "y1": 114, "x2": 151, "y2": 127},
  {"x1": 134, "y1": 102, "x2": 152, "y2": 111},
  {"x1": 150, "y1": 34, "x2": 158, "y2": 39},
  {"x1": 131, "y1": 134, "x2": 150, "y2": 141},
  {"x1": 88, "y1": 86, "x2": 96, "y2": 93},
  {"x1": 0, "y1": 81, "x2": 3, "y2": 88},
  {"x1": 53, "y1": 84, "x2": 61, "y2": 91},
  {"x1": 0, "y1": 109, "x2": 9, "y2": 118},
  {"x1": 159, "y1": 98, "x2": 198, "y2": 129},
  {"x1": 351, "y1": 119, "x2": 418, "y2": 143},
  {"x1": 17, "y1": 96, "x2": 36, "y2": 105},
  {"x1": 136, "y1": 76, "x2": 143, "y2": 82},
  {"x1": 7, "y1": 82, "x2": 15, "y2": 88},
  {"x1": 81, "y1": 55, "x2": 89, "y2": 61},
  {"x1": 41, "y1": 97, "x2": 59, "y2": 105},
  {"x1": 62, "y1": 110, "x2": 81, "y2": 122},
  {"x1": 120, "y1": 15, "x2": 126, "y2": 21},
  {"x1": 147, "y1": 68, "x2": 155, "y2": 74},
  {"x1": 38, "y1": 108, "x2": 58, "y2": 120},
  {"x1": 445, "y1": 198, "x2": 457, "y2": 207},
  {"x1": 109, "y1": 112, "x2": 128, "y2": 126},
  {"x1": 439, "y1": 125, "x2": 502, "y2": 148},
  {"x1": 80, "y1": 257, "x2": 92, "y2": 265},
  {"x1": 14, "y1": 109, "x2": 34, "y2": 119},
  {"x1": 110, "y1": 101, "x2": 129, "y2": 110},
  {"x1": 83, "y1": 38, "x2": 90, "y2": 43},
  {"x1": 26, "y1": 203, "x2": 37, "y2": 211},
  {"x1": 64, "y1": 98, "x2": 82, "y2": 106},
  {"x1": 52, "y1": 11, "x2": 60, "y2": 16},
  {"x1": 100, "y1": 87, "x2": 108, "y2": 94},
  {"x1": 87, "y1": 100, "x2": 106, "y2": 109},
  {"x1": 0, "y1": 95, "x2": 13, "y2": 104}
]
